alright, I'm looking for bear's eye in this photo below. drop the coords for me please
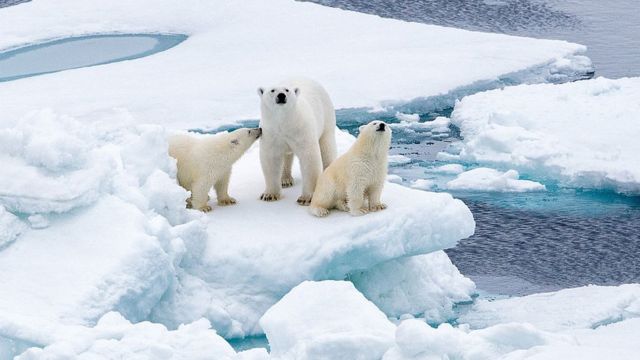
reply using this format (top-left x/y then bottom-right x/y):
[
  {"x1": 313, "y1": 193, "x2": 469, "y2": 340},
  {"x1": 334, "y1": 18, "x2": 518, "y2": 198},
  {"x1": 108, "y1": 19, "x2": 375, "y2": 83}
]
[
  {"x1": 285, "y1": 88, "x2": 289, "y2": 92},
  {"x1": 271, "y1": 89, "x2": 275, "y2": 93}
]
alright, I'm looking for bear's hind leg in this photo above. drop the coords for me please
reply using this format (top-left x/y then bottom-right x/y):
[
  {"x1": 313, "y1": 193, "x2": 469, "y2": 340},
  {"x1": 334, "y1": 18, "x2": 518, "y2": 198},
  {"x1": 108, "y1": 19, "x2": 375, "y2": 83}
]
[
  {"x1": 295, "y1": 144, "x2": 323, "y2": 205},
  {"x1": 215, "y1": 172, "x2": 236, "y2": 206},
  {"x1": 309, "y1": 178, "x2": 335, "y2": 217},
  {"x1": 191, "y1": 179, "x2": 213, "y2": 212},
  {"x1": 347, "y1": 183, "x2": 368, "y2": 216},
  {"x1": 319, "y1": 129, "x2": 337, "y2": 169}
]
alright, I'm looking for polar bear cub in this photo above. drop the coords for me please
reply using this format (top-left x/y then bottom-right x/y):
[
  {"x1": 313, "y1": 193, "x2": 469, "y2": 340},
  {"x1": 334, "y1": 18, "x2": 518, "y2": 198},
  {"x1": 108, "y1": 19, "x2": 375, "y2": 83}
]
[
  {"x1": 257, "y1": 78, "x2": 337, "y2": 205},
  {"x1": 310, "y1": 121, "x2": 391, "y2": 217},
  {"x1": 168, "y1": 128, "x2": 262, "y2": 212}
]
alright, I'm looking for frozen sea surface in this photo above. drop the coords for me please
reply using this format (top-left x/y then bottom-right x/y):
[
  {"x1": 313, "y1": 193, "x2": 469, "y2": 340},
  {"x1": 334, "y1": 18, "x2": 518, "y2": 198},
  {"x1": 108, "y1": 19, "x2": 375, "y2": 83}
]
[{"x1": 303, "y1": 0, "x2": 640, "y2": 78}]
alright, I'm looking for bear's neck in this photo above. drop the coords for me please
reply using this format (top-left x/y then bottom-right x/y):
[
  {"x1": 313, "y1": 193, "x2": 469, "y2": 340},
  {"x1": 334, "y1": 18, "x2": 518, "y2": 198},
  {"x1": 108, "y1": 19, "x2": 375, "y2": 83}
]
[{"x1": 353, "y1": 137, "x2": 389, "y2": 162}]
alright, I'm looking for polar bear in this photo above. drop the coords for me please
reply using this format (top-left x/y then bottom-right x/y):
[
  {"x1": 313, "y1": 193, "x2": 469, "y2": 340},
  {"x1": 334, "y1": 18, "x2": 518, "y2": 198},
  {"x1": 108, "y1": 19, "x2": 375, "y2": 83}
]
[
  {"x1": 257, "y1": 78, "x2": 337, "y2": 205},
  {"x1": 310, "y1": 121, "x2": 391, "y2": 217},
  {"x1": 168, "y1": 127, "x2": 262, "y2": 212}
]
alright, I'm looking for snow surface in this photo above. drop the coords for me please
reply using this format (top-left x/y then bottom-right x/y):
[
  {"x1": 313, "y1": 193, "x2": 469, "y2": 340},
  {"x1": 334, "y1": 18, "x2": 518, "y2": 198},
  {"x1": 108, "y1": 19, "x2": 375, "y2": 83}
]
[
  {"x1": 0, "y1": 205, "x2": 25, "y2": 249},
  {"x1": 0, "y1": 0, "x2": 590, "y2": 129},
  {"x1": 446, "y1": 168, "x2": 546, "y2": 192},
  {"x1": 451, "y1": 77, "x2": 640, "y2": 194},
  {"x1": 459, "y1": 284, "x2": 640, "y2": 332},
  {"x1": 14, "y1": 312, "x2": 238, "y2": 360},
  {"x1": 383, "y1": 319, "x2": 560, "y2": 360},
  {"x1": 260, "y1": 281, "x2": 396, "y2": 360}
]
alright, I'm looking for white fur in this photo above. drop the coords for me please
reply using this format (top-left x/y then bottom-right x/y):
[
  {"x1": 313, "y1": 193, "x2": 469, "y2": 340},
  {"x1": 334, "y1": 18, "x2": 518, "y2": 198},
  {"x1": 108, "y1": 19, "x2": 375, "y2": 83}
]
[
  {"x1": 310, "y1": 121, "x2": 391, "y2": 217},
  {"x1": 257, "y1": 78, "x2": 337, "y2": 205},
  {"x1": 168, "y1": 128, "x2": 261, "y2": 212}
]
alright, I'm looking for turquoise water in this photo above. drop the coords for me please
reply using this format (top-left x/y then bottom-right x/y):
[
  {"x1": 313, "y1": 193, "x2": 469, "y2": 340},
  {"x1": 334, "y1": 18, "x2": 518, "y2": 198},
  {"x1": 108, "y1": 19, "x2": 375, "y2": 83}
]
[{"x1": 0, "y1": 34, "x2": 186, "y2": 82}]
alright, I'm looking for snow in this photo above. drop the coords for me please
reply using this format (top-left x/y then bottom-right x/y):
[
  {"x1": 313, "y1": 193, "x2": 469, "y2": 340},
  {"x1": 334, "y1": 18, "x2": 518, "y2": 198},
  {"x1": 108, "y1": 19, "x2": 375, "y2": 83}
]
[
  {"x1": 390, "y1": 117, "x2": 452, "y2": 134},
  {"x1": 459, "y1": 284, "x2": 640, "y2": 332},
  {"x1": 260, "y1": 281, "x2": 396, "y2": 360},
  {"x1": 383, "y1": 320, "x2": 559, "y2": 360},
  {"x1": 14, "y1": 312, "x2": 237, "y2": 360},
  {"x1": 0, "y1": 196, "x2": 174, "y2": 345},
  {"x1": 451, "y1": 77, "x2": 640, "y2": 194},
  {"x1": 410, "y1": 179, "x2": 436, "y2": 190},
  {"x1": 395, "y1": 112, "x2": 420, "y2": 122},
  {"x1": 0, "y1": 0, "x2": 590, "y2": 129},
  {"x1": 0, "y1": 205, "x2": 25, "y2": 249},
  {"x1": 350, "y1": 252, "x2": 476, "y2": 323},
  {"x1": 389, "y1": 154, "x2": 412, "y2": 166},
  {"x1": 446, "y1": 168, "x2": 546, "y2": 192},
  {"x1": 500, "y1": 318, "x2": 640, "y2": 360},
  {"x1": 426, "y1": 164, "x2": 465, "y2": 175}
]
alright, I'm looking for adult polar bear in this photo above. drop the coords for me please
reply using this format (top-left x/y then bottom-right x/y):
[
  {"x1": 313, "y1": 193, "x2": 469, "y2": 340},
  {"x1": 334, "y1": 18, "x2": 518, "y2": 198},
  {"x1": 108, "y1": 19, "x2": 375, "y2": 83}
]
[{"x1": 258, "y1": 78, "x2": 337, "y2": 205}]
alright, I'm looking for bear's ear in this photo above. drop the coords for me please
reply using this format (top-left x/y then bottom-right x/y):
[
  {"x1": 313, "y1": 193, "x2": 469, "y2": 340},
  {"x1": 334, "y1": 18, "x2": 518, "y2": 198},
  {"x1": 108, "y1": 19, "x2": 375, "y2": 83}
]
[
  {"x1": 257, "y1": 87, "x2": 264, "y2": 96},
  {"x1": 294, "y1": 88, "x2": 300, "y2": 95},
  {"x1": 359, "y1": 124, "x2": 366, "y2": 133},
  {"x1": 230, "y1": 139, "x2": 239, "y2": 146}
]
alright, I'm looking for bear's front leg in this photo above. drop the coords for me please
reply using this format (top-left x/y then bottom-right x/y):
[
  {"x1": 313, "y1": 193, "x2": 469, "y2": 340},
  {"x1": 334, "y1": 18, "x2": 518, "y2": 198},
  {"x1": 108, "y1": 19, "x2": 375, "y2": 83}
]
[
  {"x1": 367, "y1": 184, "x2": 387, "y2": 212},
  {"x1": 296, "y1": 144, "x2": 323, "y2": 206},
  {"x1": 215, "y1": 172, "x2": 236, "y2": 206},
  {"x1": 281, "y1": 152, "x2": 294, "y2": 188},
  {"x1": 191, "y1": 179, "x2": 213, "y2": 212},
  {"x1": 260, "y1": 143, "x2": 284, "y2": 201},
  {"x1": 347, "y1": 183, "x2": 368, "y2": 216}
]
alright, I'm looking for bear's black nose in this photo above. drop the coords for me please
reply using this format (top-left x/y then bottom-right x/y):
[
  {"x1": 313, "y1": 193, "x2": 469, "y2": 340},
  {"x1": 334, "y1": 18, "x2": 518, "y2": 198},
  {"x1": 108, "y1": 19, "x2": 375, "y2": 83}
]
[
  {"x1": 276, "y1": 93, "x2": 287, "y2": 104},
  {"x1": 376, "y1": 123, "x2": 386, "y2": 132}
]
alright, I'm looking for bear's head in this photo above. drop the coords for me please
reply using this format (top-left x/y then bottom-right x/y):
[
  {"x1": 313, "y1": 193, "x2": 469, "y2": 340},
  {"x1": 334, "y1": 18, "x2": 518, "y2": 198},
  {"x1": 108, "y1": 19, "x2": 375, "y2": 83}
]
[
  {"x1": 226, "y1": 127, "x2": 262, "y2": 160},
  {"x1": 357, "y1": 120, "x2": 392, "y2": 150},
  {"x1": 257, "y1": 86, "x2": 300, "y2": 111}
]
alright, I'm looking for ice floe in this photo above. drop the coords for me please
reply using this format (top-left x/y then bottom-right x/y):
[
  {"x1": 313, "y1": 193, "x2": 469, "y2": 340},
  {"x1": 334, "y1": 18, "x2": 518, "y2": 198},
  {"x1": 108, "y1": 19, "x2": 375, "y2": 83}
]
[
  {"x1": 445, "y1": 168, "x2": 546, "y2": 192},
  {"x1": 459, "y1": 284, "x2": 640, "y2": 331},
  {"x1": 451, "y1": 77, "x2": 640, "y2": 194}
]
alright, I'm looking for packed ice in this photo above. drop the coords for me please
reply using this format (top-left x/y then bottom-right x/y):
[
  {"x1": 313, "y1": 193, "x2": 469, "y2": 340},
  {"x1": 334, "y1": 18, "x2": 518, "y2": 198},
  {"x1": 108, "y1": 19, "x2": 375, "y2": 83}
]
[
  {"x1": 451, "y1": 77, "x2": 640, "y2": 194},
  {"x1": 0, "y1": 0, "x2": 637, "y2": 358}
]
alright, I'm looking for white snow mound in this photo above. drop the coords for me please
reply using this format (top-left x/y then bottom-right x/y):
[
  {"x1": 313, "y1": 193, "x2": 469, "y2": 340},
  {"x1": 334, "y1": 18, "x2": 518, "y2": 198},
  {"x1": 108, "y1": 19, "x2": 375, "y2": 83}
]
[
  {"x1": 14, "y1": 312, "x2": 236, "y2": 360},
  {"x1": 350, "y1": 252, "x2": 475, "y2": 323},
  {"x1": 260, "y1": 281, "x2": 396, "y2": 360}
]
